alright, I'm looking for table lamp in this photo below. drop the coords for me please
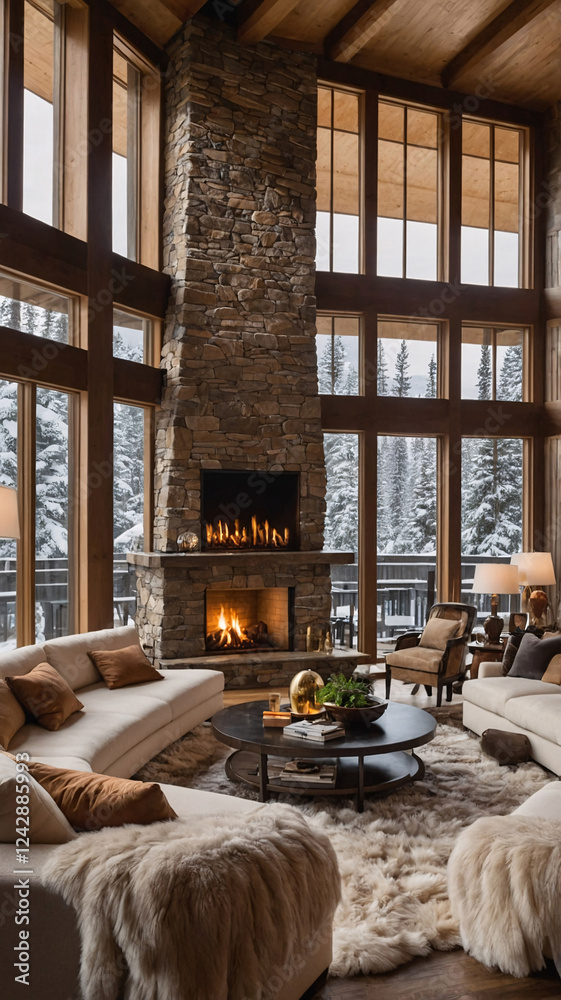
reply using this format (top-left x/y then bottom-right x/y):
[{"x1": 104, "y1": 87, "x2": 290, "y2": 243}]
[
  {"x1": 0, "y1": 486, "x2": 20, "y2": 540},
  {"x1": 471, "y1": 563, "x2": 520, "y2": 644},
  {"x1": 510, "y1": 552, "x2": 556, "y2": 625}
]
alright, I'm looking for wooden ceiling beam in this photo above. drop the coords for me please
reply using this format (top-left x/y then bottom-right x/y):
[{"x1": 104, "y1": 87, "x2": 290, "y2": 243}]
[
  {"x1": 158, "y1": 0, "x2": 207, "y2": 18},
  {"x1": 238, "y1": 0, "x2": 300, "y2": 46},
  {"x1": 324, "y1": 0, "x2": 400, "y2": 64},
  {"x1": 442, "y1": 0, "x2": 559, "y2": 89}
]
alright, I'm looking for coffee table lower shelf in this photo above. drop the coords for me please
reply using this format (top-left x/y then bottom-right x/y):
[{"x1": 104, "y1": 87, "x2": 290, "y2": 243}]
[{"x1": 225, "y1": 749, "x2": 424, "y2": 812}]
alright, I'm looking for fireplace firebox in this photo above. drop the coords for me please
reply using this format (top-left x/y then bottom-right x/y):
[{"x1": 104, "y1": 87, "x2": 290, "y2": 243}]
[
  {"x1": 205, "y1": 588, "x2": 294, "y2": 653},
  {"x1": 201, "y1": 471, "x2": 299, "y2": 551}
]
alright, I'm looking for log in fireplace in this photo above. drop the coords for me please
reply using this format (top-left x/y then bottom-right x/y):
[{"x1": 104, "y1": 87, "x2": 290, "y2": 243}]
[{"x1": 205, "y1": 587, "x2": 294, "y2": 653}]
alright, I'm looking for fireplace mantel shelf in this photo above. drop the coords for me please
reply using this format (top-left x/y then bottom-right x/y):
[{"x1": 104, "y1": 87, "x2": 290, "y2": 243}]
[
  {"x1": 161, "y1": 648, "x2": 371, "y2": 671},
  {"x1": 128, "y1": 551, "x2": 355, "y2": 568}
]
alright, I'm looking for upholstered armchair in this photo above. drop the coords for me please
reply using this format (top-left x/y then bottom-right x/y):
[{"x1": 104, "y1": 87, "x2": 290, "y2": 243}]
[{"x1": 385, "y1": 603, "x2": 477, "y2": 706}]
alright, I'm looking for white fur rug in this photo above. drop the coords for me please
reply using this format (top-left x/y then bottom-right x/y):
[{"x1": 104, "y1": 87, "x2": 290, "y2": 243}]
[{"x1": 135, "y1": 703, "x2": 553, "y2": 978}]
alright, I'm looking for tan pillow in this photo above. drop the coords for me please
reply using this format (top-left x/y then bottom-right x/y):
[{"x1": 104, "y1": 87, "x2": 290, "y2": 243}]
[
  {"x1": 0, "y1": 679, "x2": 26, "y2": 749},
  {"x1": 27, "y1": 762, "x2": 177, "y2": 831},
  {"x1": 88, "y1": 644, "x2": 163, "y2": 689},
  {"x1": 419, "y1": 617, "x2": 460, "y2": 651},
  {"x1": 6, "y1": 663, "x2": 84, "y2": 731},
  {"x1": 0, "y1": 751, "x2": 77, "y2": 844},
  {"x1": 541, "y1": 654, "x2": 561, "y2": 685}
]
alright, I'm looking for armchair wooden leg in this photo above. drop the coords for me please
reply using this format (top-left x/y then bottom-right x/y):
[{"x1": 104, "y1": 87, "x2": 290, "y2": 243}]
[
  {"x1": 424, "y1": 685, "x2": 432, "y2": 697},
  {"x1": 446, "y1": 683, "x2": 453, "y2": 702},
  {"x1": 436, "y1": 685, "x2": 443, "y2": 707},
  {"x1": 385, "y1": 670, "x2": 391, "y2": 700},
  {"x1": 411, "y1": 684, "x2": 420, "y2": 695}
]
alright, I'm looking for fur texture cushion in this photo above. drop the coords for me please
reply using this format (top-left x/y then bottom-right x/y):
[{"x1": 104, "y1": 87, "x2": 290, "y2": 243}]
[
  {"x1": 88, "y1": 644, "x2": 163, "y2": 689},
  {"x1": 42, "y1": 804, "x2": 340, "y2": 1000},
  {"x1": 448, "y1": 814, "x2": 561, "y2": 977},
  {"x1": 6, "y1": 662, "x2": 84, "y2": 731}
]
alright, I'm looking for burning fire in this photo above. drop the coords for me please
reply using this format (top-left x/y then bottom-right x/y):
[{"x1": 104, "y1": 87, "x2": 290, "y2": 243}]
[
  {"x1": 207, "y1": 604, "x2": 275, "y2": 651},
  {"x1": 205, "y1": 516, "x2": 289, "y2": 549},
  {"x1": 217, "y1": 606, "x2": 244, "y2": 645}
]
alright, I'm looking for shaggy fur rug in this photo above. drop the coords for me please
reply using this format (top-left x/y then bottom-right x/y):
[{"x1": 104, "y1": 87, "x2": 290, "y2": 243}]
[{"x1": 135, "y1": 703, "x2": 553, "y2": 978}]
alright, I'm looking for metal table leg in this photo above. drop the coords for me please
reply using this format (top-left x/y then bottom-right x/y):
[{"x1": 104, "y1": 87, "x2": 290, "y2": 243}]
[
  {"x1": 259, "y1": 753, "x2": 269, "y2": 802},
  {"x1": 357, "y1": 756, "x2": 365, "y2": 813}
]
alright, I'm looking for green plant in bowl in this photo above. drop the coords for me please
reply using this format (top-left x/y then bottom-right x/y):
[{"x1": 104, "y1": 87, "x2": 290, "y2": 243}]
[{"x1": 316, "y1": 674, "x2": 388, "y2": 726}]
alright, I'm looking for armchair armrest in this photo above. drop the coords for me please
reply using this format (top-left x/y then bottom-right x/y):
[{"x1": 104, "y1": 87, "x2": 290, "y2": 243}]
[
  {"x1": 394, "y1": 631, "x2": 422, "y2": 651},
  {"x1": 439, "y1": 634, "x2": 470, "y2": 678}
]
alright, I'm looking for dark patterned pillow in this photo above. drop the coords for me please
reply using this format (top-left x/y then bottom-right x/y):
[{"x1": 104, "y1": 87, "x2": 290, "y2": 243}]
[{"x1": 501, "y1": 626, "x2": 544, "y2": 676}]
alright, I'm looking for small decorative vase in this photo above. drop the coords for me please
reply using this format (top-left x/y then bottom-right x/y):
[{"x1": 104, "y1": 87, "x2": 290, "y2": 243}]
[
  {"x1": 289, "y1": 669, "x2": 325, "y2": 716},
  {"x1": 177, "y1": 531, "x2": 199, "y2": 552}
]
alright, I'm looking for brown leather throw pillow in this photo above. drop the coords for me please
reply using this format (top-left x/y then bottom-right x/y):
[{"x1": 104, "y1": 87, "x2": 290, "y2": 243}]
[
  {"x1": 0, "y1": 678, "x2": 26, "y2": 749},
  {"x1": 88, "y1": 644, "x2": 163, "y2": 689},
  {"x1": 27, "y1": 762, "x2": 177, "y2": 831},
  {"x1": 6, "y1": 663, "x2": 84, "y2": 732}
]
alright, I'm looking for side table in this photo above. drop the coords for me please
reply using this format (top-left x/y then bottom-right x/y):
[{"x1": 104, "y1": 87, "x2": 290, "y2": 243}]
[{"x1": 468, "y1": 642, "x2": 504, "y2": 679}]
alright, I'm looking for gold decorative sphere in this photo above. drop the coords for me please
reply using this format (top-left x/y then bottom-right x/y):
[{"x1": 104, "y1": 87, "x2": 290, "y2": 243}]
[{"x1": 289, "y1": 669, "x2": 325, "y2": 716}]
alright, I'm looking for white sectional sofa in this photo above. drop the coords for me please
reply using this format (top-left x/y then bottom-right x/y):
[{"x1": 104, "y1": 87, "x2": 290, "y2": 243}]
[
  {"x1": 0, "y1": 626, "x2": 334, "y2": 1000},
  {"x1": 463, "y1": 661, "x2": 561, "y2": 775}
]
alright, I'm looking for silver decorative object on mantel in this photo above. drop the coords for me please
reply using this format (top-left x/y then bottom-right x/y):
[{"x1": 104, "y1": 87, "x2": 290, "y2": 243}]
[{"x1": 177, "y1": 531, "x2": 199, "y2": 552}]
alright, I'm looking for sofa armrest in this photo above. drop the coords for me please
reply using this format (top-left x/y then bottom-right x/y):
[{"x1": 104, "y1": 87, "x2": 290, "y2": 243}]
[
  {"x1": 394, "y1": 631, "x2": 422, "y2": 651},
  {"x1": 478, "y1": 661, "x2": 504, "y2": 678}
]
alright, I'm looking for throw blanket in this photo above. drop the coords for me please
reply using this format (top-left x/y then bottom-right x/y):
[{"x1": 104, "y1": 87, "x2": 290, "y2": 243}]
[
  {"x1": 42, "y1": 804, "x2": 340, "y2": 1000},
  {"x1": 448, "y1": 814, "x2": 561, "y2": 977}
]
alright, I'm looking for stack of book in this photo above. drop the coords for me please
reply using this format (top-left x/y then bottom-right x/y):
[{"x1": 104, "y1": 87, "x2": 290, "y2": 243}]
[
  {"x1": 282, "y1": 719, "x2": 345, "y2": 742},
  {"x1": 267, "y1": 758, "x2": 338, "y2": 788}
]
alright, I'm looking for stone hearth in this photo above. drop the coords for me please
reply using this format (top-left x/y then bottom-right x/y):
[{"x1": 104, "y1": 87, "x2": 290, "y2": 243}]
[{"x1": 130, "y1": 18, "x2": 367, "y2": 685}]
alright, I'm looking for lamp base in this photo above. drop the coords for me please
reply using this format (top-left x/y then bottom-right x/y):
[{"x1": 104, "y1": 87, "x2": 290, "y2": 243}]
[{"x1": 484, "y1": 614, "x2": 504, "y2": 645}]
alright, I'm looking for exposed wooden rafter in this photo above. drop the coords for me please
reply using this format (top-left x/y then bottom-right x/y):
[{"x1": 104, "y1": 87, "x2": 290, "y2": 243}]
[
  {"x1": 441, "y1": 0, "x2": 559, "y2": 89},
  {"x1": 324, "y1": 0, "x2": 400, "y2": 64},
  {"x1": 159, "y1": 0, "x2": 207, "y2": 18},
  {"x1": 237, "y1": 0, "x2": 300, "y2": 46}
]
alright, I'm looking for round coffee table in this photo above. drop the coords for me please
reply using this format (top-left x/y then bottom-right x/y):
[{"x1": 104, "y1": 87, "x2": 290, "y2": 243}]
[{"x1": 211, "y1": 701, "x2": 437, "y2": 812}]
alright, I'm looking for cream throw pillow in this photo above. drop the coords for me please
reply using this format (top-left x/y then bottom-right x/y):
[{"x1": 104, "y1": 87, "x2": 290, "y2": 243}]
[
  {"x1": 419, "y1": 616, "x2": 459, "y2": 651},
  {"x1": 541, "y1": 654, "x2": 561, "y2": 685},
  {"x1": 0, "y1": 751, "x2": 77, "y2": 844}
]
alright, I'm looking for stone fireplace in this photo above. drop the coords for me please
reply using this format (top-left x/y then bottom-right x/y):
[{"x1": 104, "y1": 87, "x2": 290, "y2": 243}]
[{"x1": 128, "y1": 17, "x2": 367, "y2": 687}]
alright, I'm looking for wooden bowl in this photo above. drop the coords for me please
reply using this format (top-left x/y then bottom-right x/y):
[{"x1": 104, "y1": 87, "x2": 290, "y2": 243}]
[{"x1": 323, "y1": 696, "x2": 388, "y2": 727}]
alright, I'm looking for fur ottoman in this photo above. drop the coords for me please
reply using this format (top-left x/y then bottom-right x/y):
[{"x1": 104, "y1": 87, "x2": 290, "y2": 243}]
[{"x1": 448, "y1": 814, "x2": 561, "y2": 977}]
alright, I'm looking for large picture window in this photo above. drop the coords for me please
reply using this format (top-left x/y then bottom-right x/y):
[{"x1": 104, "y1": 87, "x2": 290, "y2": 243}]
[
  {"x1": 317, "y1": 85, "x2": 361, "y2": 274},
  {"x1": 377, "y1": 319, "x2": 439, "y2": 398},
  {"x1": 462, "y1": 324, "x2": 525, "y2": 401}
]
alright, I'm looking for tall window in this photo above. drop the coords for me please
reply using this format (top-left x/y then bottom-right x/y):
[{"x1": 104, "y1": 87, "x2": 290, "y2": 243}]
[
  {"x1": 35, "y1": 388, "x2": 74, "y2": 640},
  {"x1": 316, "y1": 314, "x2": 360, "y2": 394},
  {"x1": 377, "y1": 319, "x2": 439, "y2": 397},
  {"x1": 317, "y1": 85, "x2": 361, "y2": 273},
  {"x1": 0, "y1": 380, "x2": 18, "y2": 648},
  {"x1": 462, "y1": 325, "x2": 525, "y2": 401},
  {"x1": 23, "y1": 0, "x2": 60, "y2": 225},
  {"x1": 377, "y1": 101, "x2": 441, "y2": 280},
  {"x1": 113, "y1": 48, "x2": 140, "y2": 259},
  {"x1": 324, "y1": 433, "x2": 359, "y2": 646},
  {"x1": 377, "y1": 436, "x2": 437, "y2": 638},
  {"x1": 0, "y1": 273, "x2": 71, "y2": 343},
  {"x1": 113, "y1": 308, "x2": 150, "y2": 363},
  {"x1": 113, "y1": 403, "x2": 145, "y2": 624},
  {"x1": 462, "y1": 121, "x2": 525, "y2": 287},
  {"x1": 461, "y1": 437, "x2": 524, "y2": 618}
]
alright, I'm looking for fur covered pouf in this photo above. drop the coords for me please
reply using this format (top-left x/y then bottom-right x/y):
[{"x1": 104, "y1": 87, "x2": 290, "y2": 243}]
[{"x1": 448, "y1": 814, "x2": 561, "y2": 977}]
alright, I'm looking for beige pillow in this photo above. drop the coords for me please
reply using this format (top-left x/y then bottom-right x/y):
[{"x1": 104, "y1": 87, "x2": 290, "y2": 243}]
[
  {"x1": 419, "y1": 617, "x2": 460, "y2": 651},
  {"x1": 0, "y1": 679, "x2": 26, "y2": 750},
  {"x1": 0, "y1": 751, "x2": 77, "y2": 844},
  {"x1": 28, "y1": 762, "x2": 177, "y2": 831},
  {"x1": 541, "y1": 654, "x2": 561, "y2": 685},
  {"x1": 88, "y1": 644, "x2": 163, "y2": 690},
  {"x1": 6, "y1": 662, "x2": 84, "y2": 731}
]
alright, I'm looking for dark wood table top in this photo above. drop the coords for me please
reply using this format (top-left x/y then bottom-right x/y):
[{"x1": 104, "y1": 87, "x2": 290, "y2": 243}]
[{"x1": 211, "y1": 700, "x2": 437, "y2": 759}]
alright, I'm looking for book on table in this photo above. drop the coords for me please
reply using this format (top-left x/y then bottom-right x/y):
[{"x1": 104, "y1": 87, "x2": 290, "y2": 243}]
[
  {"x1": 283, "y1": 719, "x2": 345, "y2": 742},
  {"x1": 267, "y1": 758, "x2": 338, "y2": 788}
]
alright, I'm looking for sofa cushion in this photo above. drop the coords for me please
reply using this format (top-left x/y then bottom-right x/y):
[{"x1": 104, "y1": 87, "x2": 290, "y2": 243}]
[
  {"x1": 503, "y1": 694, "x2": 561, "y2": 746},
  {"x1": 44, "y1": 626, "x2": 140, "y2": 691},
  {"x1": 541, "y1": 654, "x2": 561, "y2": 685},
  {"x1": 386, "y1": 647, "x2": 443, "y2": 674},
  {"x1": 0, "y1": 752, "x2": 77, "y2": 844},
  {"x1": 0, "y1": 679, "x2": 26, "y2": 750},
  {"x1": 508, "y1": 632, "x2": 561, "y2": 680},
  {"x1": 89, "y1": 644, "x2": 163, "y2": 689},
  {"x1": 513, "y1": 782, "x2": 561, "y2": 820},
  {"x1": 7, "y1": 663, "x2": 84, "y2": 731},
  {"x1": 151, "y1": 669, "x2": 224, "y2": 721},
  {"x1": 462, "y1": 676, "x2": 560, "y2": 716},
  {"x1": 419, "y1": 617, "x2": 459, "y2": 651},
  {"x1": 0, "y1": 644, "x2": 48, "y2": 682},
  {"x1": 162, "y1": 783, "x2": 263, "y2": 819},
  {"x1": 28, "y1": 761, "x2": 177, "y2": 831}
]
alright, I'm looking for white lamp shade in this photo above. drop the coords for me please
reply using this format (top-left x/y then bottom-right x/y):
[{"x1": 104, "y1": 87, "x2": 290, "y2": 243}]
[
  {"x1": 511, "y1": 552, "x2": 556, "y2": 587},
  {"x1": 471, "y1": 563, "x2": 520, "y2": 595},
  {"x1": 0, "y1": 486, "x2": 19, "y2": 539}
]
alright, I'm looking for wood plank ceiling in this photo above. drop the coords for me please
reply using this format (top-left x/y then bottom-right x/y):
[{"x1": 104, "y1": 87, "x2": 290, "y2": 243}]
[{"x1": 107, "y1": 0, "x2": 561, "y2": 110}]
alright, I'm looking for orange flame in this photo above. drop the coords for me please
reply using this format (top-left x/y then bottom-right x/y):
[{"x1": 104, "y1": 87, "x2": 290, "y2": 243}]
[{"x1": 205, "y1": 518, "x2": 289, "y2": 550}]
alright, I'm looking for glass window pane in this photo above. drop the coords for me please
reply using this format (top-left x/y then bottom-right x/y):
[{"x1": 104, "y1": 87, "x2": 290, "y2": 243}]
[
  {"x1": 462, "y1": 325, "x2": 526, "y2": 401},
  {"x1": 378, "y1": 139, "x2": 404, "y2": 219},
  {"x1": 317, "y1": 315, "x2": 360, "y2": 394},
  {"x1": 0, "y1": 273, "x2": 69, "y2": 342},
  {"x1": 114, "y1": 403, "x2": 144, "y2": 624},
  {"x1": 378, "y1": 102, "x2": 403, "y2": 142},
  {"x1": 407, "y1": 109, "x2": 438, "y2": 148},
  {"x1": 318, "y1": 86, "x2": 332, "y2": 128},
  {"x1": 317, "y1": 84, "x2": 361, "y2": 274},
  {"x1": 463, "y1": 121, "x2": 490, "y2": 158},
  {"x1": 333, "y1": 214, "x2": 359, "y2": 273},
  {"x1": 496, "y1": 329, "x2": 523, "y2": 402},
  {"x1": 113, "y1": 308, "x2": 146, "y2": 362},
  {"x1": 333, "y1": 131, "x2": 359, "y2": 215},
  {"x1": 495, "y1": 127, "x2": 519, "y2": 164},
  {"x1": 316, "y1": 211, "x2": 330, "y2": 271},
  {"x1": 377, "y1": 320, "x2": 439, "y2": 398},
  {"x1": 406, "y1": 220, "x2": 437, "y2": 281},
  {"x1": 333, "y1": 90, "x2": 359, "y2": 133},
  {"x1": 113, "y1": 49, "x2": 138, "y2": 260},
  {"x1": 316, "y1": 128, "x2": 331, "y2": 213},
  {"x1": 36, "y1": 388, "x2": 72, "y2": 641},
  {"x1": 324, "y1": 433, "x2": 359, "y2": 648},
  {"x1": 494, "y1": 230, "x2": 519, "y2": 287},
  {"x1": 461, "y1": 327, "x2": 491, "y2": 400},
  {"x1": 23, "y1": 0, "x2": 56, "y2": 226},
  {"x1": 461, "y1": 437, "x2": 523, "y2": 623},
  {"x1": 377, "y1": 436, "x2": 437, "y2": 642},
  {"x1": 461, "y1": 226, "x2": 489, "y2": 286},
  {"x1": 377, "y1": 217, "x2": 403, "y2": 277},
  {"x1": 407, "y1": 145, "x2": 437, "y2": 224},
  {"x1": 0, "y1": 380, "x2": 18, "y2": 649}
]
